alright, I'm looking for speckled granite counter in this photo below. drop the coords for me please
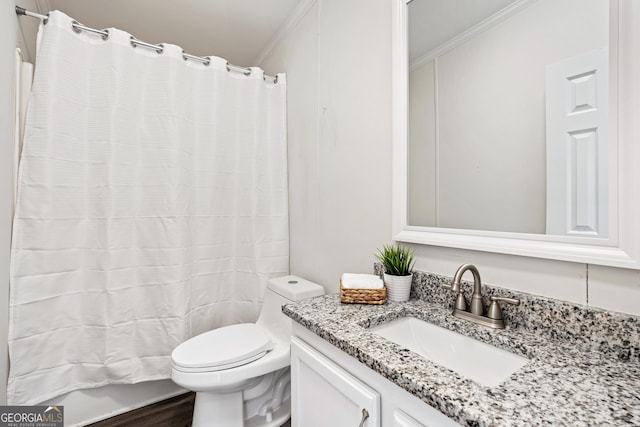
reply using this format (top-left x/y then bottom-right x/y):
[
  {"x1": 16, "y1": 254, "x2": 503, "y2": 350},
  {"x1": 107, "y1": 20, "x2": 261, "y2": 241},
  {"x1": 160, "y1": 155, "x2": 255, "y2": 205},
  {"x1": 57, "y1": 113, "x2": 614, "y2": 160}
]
[{"x1": 283, "y1": 271, "x2": 640, "y2": 426}]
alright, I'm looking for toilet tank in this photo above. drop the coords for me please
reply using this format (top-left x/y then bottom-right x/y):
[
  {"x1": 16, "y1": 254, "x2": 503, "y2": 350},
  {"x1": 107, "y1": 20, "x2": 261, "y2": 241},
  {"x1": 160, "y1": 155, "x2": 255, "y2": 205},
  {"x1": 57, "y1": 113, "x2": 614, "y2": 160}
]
[
  {"x1": 256, "y1": 275, "x2": 324, "y2": 342},
  {"x1": 267, "y1": 275, "x2": 325, "y2": 301}
]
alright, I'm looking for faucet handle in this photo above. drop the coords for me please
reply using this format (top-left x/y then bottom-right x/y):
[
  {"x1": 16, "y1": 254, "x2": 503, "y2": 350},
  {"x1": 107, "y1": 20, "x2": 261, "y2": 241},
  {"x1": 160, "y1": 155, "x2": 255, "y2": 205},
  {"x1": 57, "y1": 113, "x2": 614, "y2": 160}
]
[
  {"x1": 487, "y1": 296, "x2": 520, "y2": 320},
  {"x1": 491, "y1": 296, "x2": 520, "y2": 305},
  {"x1": 443, "y1": 279, "x2": 461, "y2": 293}
]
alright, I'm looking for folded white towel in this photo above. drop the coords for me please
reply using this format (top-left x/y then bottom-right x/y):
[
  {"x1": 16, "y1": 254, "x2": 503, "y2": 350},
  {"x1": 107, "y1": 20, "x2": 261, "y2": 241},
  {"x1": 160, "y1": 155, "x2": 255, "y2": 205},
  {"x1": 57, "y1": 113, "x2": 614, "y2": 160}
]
[{"x1": 341, "y1": 273, "x2": 384, "y2": 289}]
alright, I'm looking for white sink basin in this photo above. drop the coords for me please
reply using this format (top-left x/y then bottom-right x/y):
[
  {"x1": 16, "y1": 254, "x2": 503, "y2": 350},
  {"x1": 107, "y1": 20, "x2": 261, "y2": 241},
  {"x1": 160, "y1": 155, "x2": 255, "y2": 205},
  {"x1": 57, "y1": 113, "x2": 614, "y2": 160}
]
[{"x1": 370, "y1": 317, "x2": 528, "y2": 387}]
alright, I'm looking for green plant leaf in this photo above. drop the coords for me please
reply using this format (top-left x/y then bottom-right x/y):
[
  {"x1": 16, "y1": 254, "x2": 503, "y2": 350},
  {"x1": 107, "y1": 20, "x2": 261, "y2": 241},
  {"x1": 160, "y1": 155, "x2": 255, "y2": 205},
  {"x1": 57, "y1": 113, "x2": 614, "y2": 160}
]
[{"x1": 374, "y1": 244, "x2": 415, "y2": 276}]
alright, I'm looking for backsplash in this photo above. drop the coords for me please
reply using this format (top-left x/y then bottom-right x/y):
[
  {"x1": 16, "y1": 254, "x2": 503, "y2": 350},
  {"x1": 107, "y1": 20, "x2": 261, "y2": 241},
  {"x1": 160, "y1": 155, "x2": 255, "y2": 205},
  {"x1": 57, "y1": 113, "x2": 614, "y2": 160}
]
[{"x1": 374, "y1": 264, "x2": 640, "y2": 362}]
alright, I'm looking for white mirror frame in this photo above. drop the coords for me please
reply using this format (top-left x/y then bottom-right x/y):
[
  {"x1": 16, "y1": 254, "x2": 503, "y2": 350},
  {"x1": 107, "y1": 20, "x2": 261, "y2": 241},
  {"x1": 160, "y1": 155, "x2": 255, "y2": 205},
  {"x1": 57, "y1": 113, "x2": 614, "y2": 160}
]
[{"x1": 392, "y1": 0, "x2": 640, "y2": 269}]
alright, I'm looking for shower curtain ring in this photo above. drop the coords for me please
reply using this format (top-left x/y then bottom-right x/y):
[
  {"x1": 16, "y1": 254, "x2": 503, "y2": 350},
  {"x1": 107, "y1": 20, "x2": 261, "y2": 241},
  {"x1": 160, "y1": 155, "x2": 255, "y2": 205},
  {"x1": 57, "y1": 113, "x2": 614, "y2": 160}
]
[
  {"x1": 226, "y1": 61, "x2": 251, "y2": 76},
  {"x1": 130, "y1": 36, "x2": 164, "y2": 54}
]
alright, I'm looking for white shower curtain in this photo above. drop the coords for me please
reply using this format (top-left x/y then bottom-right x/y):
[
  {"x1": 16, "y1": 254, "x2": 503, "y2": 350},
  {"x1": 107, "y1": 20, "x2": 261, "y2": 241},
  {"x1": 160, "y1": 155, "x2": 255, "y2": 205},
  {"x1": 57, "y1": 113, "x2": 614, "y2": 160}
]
[
  {"x1": 9, "y1": 11, "x2": 289, "y2": 405},
  {"x1": 13, "y1": 48, "x2": 33, "y2": 217}
]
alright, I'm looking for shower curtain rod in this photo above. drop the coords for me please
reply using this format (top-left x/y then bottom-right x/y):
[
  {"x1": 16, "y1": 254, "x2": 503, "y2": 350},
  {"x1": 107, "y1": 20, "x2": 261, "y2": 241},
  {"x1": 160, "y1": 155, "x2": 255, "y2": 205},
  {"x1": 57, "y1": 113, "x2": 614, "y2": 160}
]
[{"x1": 15, "y1": 6, "x2": 278, "y2": 83}]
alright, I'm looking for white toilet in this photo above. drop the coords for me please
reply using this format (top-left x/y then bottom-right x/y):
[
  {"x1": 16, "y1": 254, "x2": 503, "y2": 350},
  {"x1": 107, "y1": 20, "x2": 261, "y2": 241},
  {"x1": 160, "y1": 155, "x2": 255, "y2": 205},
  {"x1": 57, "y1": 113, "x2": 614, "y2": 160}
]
[{"x1": 171, "y1": 275, "x2": 324, "y2": 427}]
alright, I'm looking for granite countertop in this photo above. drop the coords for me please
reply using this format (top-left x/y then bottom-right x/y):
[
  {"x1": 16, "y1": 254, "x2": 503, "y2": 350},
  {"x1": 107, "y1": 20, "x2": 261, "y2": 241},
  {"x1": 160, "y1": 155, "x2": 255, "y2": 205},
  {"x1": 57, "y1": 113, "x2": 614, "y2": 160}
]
[{"x1": 283, "y1": 293, "x2": 640, "y2": 426}]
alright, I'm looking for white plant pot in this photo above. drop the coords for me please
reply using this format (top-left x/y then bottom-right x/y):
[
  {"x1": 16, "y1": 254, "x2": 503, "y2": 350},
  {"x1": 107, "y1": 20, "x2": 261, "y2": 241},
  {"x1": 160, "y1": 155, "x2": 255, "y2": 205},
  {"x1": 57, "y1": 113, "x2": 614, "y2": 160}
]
[{"x1": 383, "y1": 273, "x2": 413, "y2": 302}]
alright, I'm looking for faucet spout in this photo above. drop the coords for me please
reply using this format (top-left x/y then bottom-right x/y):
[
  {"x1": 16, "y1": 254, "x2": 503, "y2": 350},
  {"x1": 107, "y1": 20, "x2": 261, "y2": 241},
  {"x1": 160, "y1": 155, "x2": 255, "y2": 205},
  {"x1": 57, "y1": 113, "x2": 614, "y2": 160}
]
[
  {"x1": 446, "y1": 263, "x2": 520, "y2": 329},
  {"x1": 452, "y1": 264, "x2": 483, "y2": 315}
]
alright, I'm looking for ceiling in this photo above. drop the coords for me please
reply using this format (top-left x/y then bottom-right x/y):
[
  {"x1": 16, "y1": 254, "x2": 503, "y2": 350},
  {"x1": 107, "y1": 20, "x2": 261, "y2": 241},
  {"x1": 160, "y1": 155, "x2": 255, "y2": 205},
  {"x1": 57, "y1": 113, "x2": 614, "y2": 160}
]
[
  {"x1": 408, "y1": 0, "x2": 519, "y2": 62},
  {"x1": 17, "y1": 0, "x2": 303, "y2": 66},
  {"x1": 17, "y1": 0, "x2": 522, "y2": 69}
]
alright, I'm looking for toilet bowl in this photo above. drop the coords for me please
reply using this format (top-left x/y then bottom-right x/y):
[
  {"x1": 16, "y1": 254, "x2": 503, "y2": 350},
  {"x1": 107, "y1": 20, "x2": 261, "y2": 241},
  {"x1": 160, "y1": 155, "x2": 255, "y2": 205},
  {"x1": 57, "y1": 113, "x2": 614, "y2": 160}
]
[{"x1": 171, "y1": 275, "x2": 324, "y2": 427}]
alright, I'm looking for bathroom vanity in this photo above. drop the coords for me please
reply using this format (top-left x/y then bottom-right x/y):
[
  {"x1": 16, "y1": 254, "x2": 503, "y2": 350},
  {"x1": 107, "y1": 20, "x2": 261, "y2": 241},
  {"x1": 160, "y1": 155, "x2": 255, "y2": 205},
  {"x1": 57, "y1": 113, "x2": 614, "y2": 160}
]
[
  {"x1": 291, "y1": 324, "x2": 460, "y2": 427},
  {"x1": 284, "y1": 270, "x2": 640, "y2": 426}
]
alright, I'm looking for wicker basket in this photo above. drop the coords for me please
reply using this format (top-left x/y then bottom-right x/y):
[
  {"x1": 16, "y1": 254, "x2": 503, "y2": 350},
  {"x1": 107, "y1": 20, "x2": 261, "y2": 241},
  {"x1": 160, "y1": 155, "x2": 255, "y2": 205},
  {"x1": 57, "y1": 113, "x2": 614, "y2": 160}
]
[{"x1": 339, "y1": 280, "x2": 386, "y2": 305}]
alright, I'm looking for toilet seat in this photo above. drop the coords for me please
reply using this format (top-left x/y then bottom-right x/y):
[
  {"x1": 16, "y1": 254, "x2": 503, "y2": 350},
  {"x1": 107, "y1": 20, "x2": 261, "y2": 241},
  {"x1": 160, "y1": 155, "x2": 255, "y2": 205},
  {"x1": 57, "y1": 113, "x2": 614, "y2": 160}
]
[{"x1": 171, "y1": 323, "x2": 273, "y2": 373}]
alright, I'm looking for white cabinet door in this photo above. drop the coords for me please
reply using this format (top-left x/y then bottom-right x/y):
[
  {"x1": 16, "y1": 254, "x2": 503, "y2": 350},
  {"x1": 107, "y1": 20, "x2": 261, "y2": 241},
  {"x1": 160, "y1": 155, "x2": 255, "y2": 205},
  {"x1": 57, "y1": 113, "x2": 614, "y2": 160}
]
[{"x1": 291, "y1": 337, "x2": 380, "y2": 427}]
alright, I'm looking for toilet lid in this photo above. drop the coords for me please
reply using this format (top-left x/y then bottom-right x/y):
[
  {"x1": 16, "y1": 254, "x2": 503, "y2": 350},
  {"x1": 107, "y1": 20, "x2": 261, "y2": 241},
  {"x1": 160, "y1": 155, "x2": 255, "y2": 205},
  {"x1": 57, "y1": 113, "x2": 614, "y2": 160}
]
[{"x1": 171, "y1": 323, "x2": 273, "y2": 372}]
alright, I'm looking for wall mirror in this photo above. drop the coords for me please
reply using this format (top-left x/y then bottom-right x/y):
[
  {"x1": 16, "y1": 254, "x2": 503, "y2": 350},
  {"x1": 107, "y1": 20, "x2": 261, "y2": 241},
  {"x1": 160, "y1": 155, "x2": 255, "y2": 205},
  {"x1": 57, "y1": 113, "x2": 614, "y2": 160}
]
[{"x1": 391, "y1": 0, "x2": 640, "y2": 268}]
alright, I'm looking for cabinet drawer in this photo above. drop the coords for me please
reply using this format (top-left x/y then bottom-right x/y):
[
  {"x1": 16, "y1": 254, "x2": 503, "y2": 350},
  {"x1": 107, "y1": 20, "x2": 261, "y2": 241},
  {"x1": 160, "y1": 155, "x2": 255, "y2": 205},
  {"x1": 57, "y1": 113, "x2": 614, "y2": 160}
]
[{"x1": 393, "y1": 410, "x2": 425, "y2": 427}]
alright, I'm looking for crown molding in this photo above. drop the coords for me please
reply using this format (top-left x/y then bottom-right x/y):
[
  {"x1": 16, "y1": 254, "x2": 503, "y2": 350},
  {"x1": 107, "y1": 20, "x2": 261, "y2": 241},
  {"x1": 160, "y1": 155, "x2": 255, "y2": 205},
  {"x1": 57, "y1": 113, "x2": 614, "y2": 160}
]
[
  {"x1": 254, "y1": 0, "x2": 318, "y2": 66},
  {"x1": 410, "y1": 0, "x2": 539, "y2": 72}
]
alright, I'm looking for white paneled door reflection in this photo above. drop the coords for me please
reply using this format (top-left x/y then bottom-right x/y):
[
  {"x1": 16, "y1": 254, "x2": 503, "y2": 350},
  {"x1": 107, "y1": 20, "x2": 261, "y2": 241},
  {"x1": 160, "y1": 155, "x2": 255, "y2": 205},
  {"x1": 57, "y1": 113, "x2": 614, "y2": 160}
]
[{"x1": 545, "y1": 48, "x2": 609, "y2": 237}]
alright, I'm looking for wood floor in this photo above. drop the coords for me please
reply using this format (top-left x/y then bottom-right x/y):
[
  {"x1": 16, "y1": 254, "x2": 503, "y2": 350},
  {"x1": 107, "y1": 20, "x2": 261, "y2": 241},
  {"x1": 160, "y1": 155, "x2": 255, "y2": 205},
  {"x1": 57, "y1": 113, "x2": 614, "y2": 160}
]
[
  {"x1": 87, "y1": 393, "x2": 195, "y2": 427},
  {"x1": 87, "y1": 392, "x2": 291, "y2": 427}
]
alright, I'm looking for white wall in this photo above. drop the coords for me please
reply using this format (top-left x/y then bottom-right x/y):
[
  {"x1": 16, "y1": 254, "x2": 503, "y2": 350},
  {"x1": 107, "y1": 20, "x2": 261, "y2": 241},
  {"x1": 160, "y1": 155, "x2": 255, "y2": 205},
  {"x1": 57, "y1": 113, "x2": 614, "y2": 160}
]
[
  {"x1": 15, "y1": 0, "x2": 39, "y2": 64},
  {"x1": 260, "y1": 0, "x2": 392, "y2": 289},
  {"x1": 260, "y1": 2, "x2": 321, "y2": 283},
  {"x1": 1, "y1": 0, "x2": 19, "y2": 407},
  {"x1": 408, "y1": 61, "x2": 436, "y2": 227},
  {"x1": 259, "y1": 0, "x2": 640, "y2": 316}
]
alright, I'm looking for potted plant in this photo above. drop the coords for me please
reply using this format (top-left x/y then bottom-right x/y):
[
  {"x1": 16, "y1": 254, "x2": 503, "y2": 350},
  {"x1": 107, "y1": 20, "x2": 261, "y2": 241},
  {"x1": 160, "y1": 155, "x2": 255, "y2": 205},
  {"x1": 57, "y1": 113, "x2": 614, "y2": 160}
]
[{"x1": 375, "y1": 244, "x2": 415, "y2": 302}]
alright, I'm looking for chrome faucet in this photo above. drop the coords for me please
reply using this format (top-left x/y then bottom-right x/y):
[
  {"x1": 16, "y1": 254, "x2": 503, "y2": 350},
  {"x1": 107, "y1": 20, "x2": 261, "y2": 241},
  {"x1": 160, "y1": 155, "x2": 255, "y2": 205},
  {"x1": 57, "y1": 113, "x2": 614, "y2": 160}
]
[{"x1": 444, "y1": 264, "x2": 519, "y2": 329}]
